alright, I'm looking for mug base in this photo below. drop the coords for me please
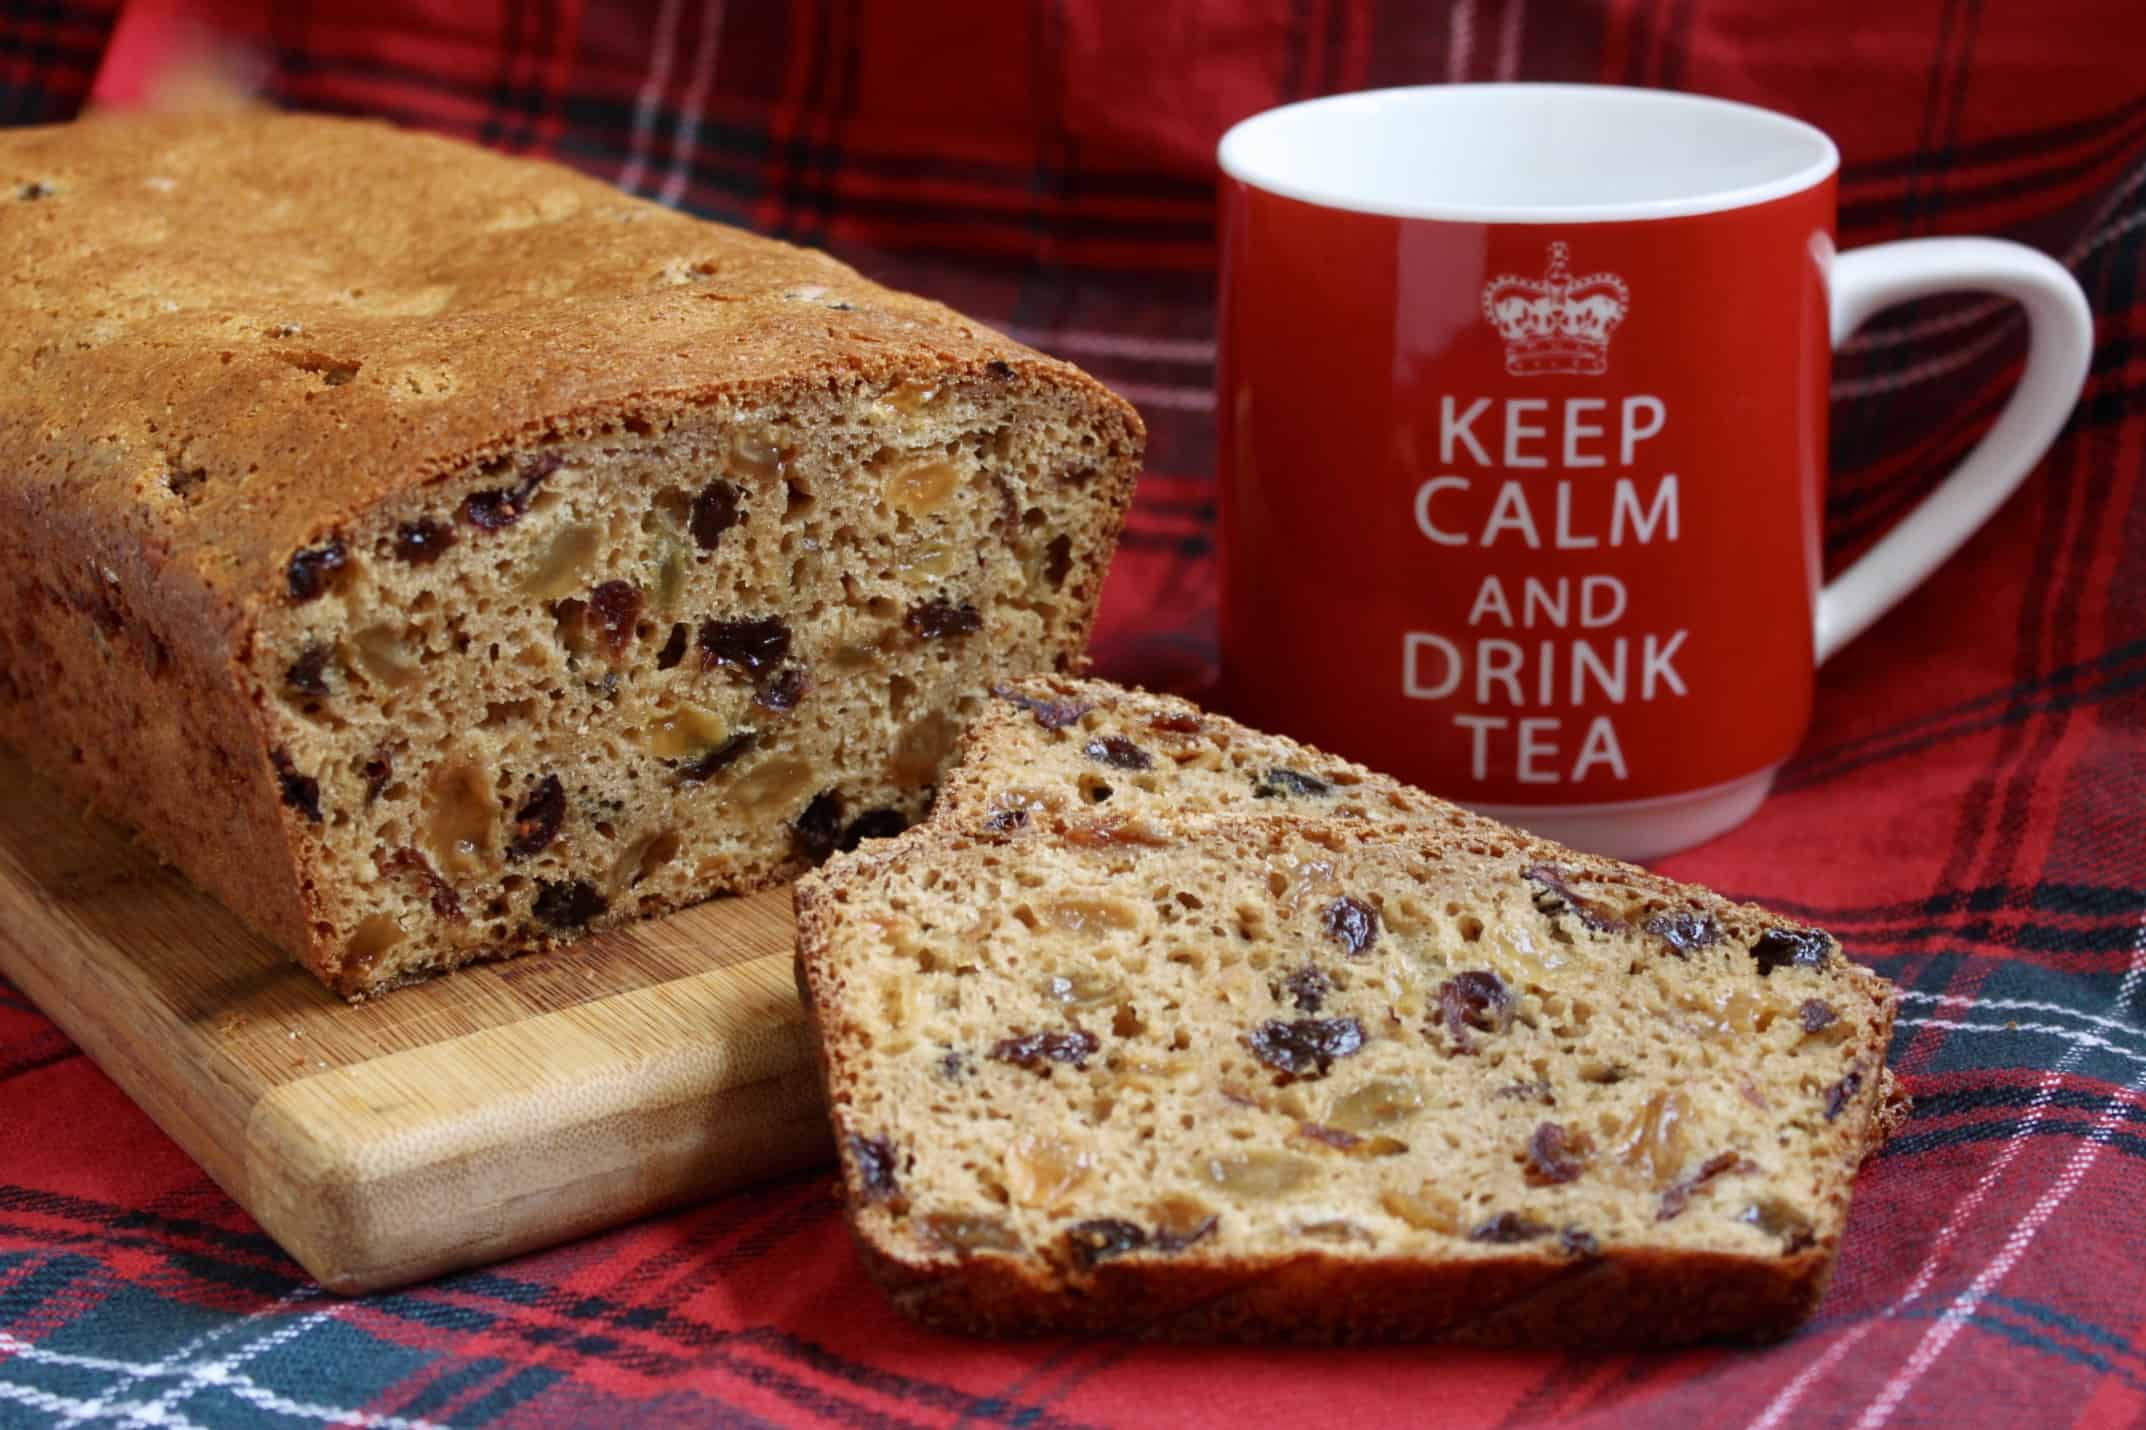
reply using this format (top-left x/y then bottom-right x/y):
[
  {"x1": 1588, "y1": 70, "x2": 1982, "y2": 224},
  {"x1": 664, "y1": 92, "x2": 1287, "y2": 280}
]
[{"x1": 1467, "y1": 766, "x2": 1780, "y2": 863}]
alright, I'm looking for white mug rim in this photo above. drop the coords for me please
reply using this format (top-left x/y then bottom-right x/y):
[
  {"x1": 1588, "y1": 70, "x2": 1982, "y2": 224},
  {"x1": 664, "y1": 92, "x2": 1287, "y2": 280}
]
[{"x1": 1217, "y1": 83, "x2": 1841, "y2": 224}]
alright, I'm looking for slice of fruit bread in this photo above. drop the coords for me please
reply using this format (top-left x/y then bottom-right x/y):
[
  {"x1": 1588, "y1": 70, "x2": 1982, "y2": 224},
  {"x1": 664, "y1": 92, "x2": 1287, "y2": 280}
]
[{"x1": 794, "y1": 803, "x2": 1902, "y2": 1345}]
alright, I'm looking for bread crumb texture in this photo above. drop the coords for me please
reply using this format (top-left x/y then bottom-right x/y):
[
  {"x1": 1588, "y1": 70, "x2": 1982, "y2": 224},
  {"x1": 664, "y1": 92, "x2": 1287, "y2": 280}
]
[
  {"x1": 795, "y1": 679, "x2": 1901, "y2": 1345},
  {"x1": 0, "y1": 115, "x2": 1141, "y2": 995}
]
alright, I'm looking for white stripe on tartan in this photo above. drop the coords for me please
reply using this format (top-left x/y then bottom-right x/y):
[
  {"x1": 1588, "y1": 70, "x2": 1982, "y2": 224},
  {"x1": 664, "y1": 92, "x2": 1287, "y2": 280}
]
[
  {"x1": 996, "y1": 328, "x2": 1217, "y2": 365},
  {"x1": 121, "y1": 1301, "x2": 335, "y2": 1430},
  {"x1": 614, "y1": 0, "x2": 685, "y2": 197},
  {"x1": 1446, "y1": 0, "x2": 1476, "y2": 84},
  {"x1": 1891, "y1": 1012, "x2": 2146, "y2": 1070},
  {"x1": 52, "y1": 1286, "x2": 314, "y2": 1429},
  {"x1": 0, "y1": 1332, "x2": 450, "y2": 1430},
  {"x1": 1850, "y1": 910, "x2": 2146, "y2": 1428},
  {"x1": 656, "y1": 1, "x2": 725, "y2": 210},
  {"x1": 1494, "y1": 0, "x2": 1526, "y2": 83},
  {"x1": 1897, "y1": 988, "x2": 2146, "y2": 1049},
  {"x1": 0, "y1": 1380, "x2": 207, "y2": 1430}
]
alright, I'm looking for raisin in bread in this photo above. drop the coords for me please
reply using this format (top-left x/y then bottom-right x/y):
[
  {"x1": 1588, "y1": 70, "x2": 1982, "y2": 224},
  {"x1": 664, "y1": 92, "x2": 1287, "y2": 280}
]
[
  {"x1": 0, "y1": 113, "x2": 1141, "y2": 997},
  {"x1": 933, "y1": 676, "x2": 1478, "y2": 836},
  {"x1": 796, "y1": 815, "x2": 1901, "y2": 1344}
]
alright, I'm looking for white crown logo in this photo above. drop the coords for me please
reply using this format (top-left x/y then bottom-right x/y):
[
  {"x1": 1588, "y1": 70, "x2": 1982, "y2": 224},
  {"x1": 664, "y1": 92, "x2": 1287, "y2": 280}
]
[{"x1": 1480, "y1": 242, "x2": 1630, "y2": 377}]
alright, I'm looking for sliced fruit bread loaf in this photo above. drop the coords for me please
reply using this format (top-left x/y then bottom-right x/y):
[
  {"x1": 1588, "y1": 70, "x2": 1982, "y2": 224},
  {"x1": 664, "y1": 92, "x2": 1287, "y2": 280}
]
[
  {"x1": 796, "y1": 793, "x2": 1901, "y2": 1343},
  {"x1": 932, "y1": 676, "x2": 1472, "y2": 836}
]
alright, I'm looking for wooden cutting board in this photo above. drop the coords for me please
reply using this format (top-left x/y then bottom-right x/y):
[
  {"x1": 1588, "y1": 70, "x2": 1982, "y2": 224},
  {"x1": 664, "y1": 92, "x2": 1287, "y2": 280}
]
[{"x1": 0, "y1": 748, "x2": 831, "y2": 1295}]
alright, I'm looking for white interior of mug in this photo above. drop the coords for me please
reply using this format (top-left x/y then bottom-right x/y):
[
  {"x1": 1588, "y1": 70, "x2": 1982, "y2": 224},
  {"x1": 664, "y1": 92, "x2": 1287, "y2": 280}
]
[{"x1": 1218, "y1": 84, "x2": 1838, "y2": 222}]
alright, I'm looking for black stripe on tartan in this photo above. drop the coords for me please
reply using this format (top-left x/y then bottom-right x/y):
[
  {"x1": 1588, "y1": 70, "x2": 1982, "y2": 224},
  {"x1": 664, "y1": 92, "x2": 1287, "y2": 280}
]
[
  {"x1": 0, "y1": 1186, "x2": 287, "y2": 1263},
  {"x1": 1777, "y1": 639, "x2": 2146, "y2": 791},
  {"x1": 1844, "y1": 92, "x2": 2146, "y2": 184},
  {"x1": 0, "y1": 1, "x2": 110, "y2": 126},
  {"x1": 1748, "y1": 879, "x2": 2144, "y2": 925},
  {"x1": 1910, "y1": 1085, "x2": 2146, "y2": 1127},
  {"x1": 1903, "y1": 1298, "x2": 2146, "y2": 1393},
  {"x1": 425, "y1": 1269, "x2": 1095, "y2": 1429},
  {"x1": 1986, "y1": 1293, "x2": 2146, "y2": 1383},
  {"x1": 0, "y1": 1040, "x2": 78, "y2": 1084},
  {"x1": 1877, "y1": 1117, "x2": 2146, "y2": 1163},
  {"x1": 1786, "y1": 635, "x2": 2146, "y2": 787},
  {"x1": 1840, "y1": 113, "x2": 2146, "y2": 234},
  {"x1": 1827, "y1": 369, "x2": 2015, "y2": 539},
  {"x1": 0, "y1": 1249, "x2": 98, "y2": 1329}
]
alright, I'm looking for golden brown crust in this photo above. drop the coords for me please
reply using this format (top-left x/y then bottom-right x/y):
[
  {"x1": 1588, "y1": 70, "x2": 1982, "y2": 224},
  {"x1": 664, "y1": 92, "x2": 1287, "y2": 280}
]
[
  {"x1": 0, "y1": 113, "x2": 1142, "y2": 992},
  {"x1": 848, "y1": 1227, "x2": 1833, "y2": 1346}
]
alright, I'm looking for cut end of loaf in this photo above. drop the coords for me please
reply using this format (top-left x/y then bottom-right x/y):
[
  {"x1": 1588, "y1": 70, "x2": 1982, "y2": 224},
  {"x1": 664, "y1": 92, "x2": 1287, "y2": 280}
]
[
  {"x1": 796, "y1": 705, "x2": 1901, "y2": 1344},
  {"x1": 248, "y1": 367, "x2": 1136, "y2": 994}
]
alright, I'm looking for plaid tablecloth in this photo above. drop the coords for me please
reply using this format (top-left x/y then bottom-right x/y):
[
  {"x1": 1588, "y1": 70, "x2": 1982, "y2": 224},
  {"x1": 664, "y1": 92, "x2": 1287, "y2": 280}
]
[{"x1": 4, "y1": 2, "x2": 2145, "y2": 1426}]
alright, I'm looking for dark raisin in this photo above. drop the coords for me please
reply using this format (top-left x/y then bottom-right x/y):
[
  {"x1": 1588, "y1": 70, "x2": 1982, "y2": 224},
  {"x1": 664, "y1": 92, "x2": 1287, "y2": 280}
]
[
  {"x1": 1824, "y1": 1070, "x2": 1863, "y2": 1121},
  {"x1": 656, "y1": 623, "x2": 688, "y2": 670},
  {"x1": 1243, "y1": 1016, "x2": 1366, "y2": 1079},
  {"x1": 269, "y1": 749, "x2": 322, "y2": 823},
  {"x1": 392, "y1": 518, "x2": 455, "y2": 564},
  {"x1": 1282, "y1": 964, "x2": 1330, "y2": 1012},
  {"x1": 1643, "y1": 909, "x2": 1722, "y2": 955},
  {"x1": 1149, "y1": 713, "x2": 1204, "y2": 734},
  {"x1": 793, "y1": 791, "x2": 844, "y2": 860},
  {"x1": 1435, "y1": 969, "x2": 1513, "y2": 1052},
  {"x1": 588, "y1": 581, "x2": 644, "y2": 657},
  {"x1": 1043, "y1": 534, "x2": 1073, "y2": 589},
  {"x1": 1059, "y1": 464, "x2": 1099, "y2": 485},
  {"x1": 1297, "y1": 1121, "x2": 1361, "y2": 1150},
  {"x1": 361, "y1": 748, "x2": 394, "y2": 805},
  {"x1": 989, "y1": 1029, "x2": 1100, "y2": 1070},
  {"x1": 755, "y1": 666, "x2": 808, "y2": 712},
  {"x1": 1658, "y1": 1151, "x2": 1746, "y2": 1221},
  {"x1": 1799, "y1": 999, "x2": 1840, "y2": 1033},
  {"x1": 839, "y1": 809, "x2": 908, "y2": 852},
  {"x1": 849, "y1": 1133, "x2": 899, "y2": 1200},
  {"x1": 1084, "y1": 735, "x2": 1151, "y2": 771},
  {"x1": 1321, "y1": 896, "x2": 1379, "y2": 957},
  {"x1": 1495, "y1": 1079, "x2": 1557, "y2": 1104},
  {"x1": 1525, "y1": 1122, "x2": 1589, "y2": 1185},
  {"x1": 1469, "y1": 1212, "x2": 1551, "y2": 1244},
  {"x1": 17, "y1": 181, "x2": 53, "y2": 200},
  {"x1": 506, "y1": 775, "x2": 566, "y2": 859},
  {"x1": 388, "y1": 847, "x2": 463, "y2": 918},
  {"x1": 1253, "y1": 767, "x2": 1331, "y2": 799},
  {"x1": 905, "y1": 598, "x2": 983, "y2": 640},
  {"x1": 461, "y1": 452, "x2": 562, "y2": 530},
  {"x1": 1065, "y1": 1218, "x2": 1146, "y2": 1268},
  {"x1": 1153, "y1": 1216, "x2": 1218, "y2": 1253},
  {"x1": 985, "y1": 359, "x2": 1016, "y2": 380},
  {"x1": 698, "y1": 615, "x2": 790, "y2": 675},
  {"x1": 1523, "y1": 864, "x2": 1626, "y2": 933},
  {"x1": 532, "y1": 878, "x2": 607, "y2": 930},
  {"x1": 675, "y1": 732, "x2": 757, "y2": 785},
  {"x1": 992, "y1": 685, "x2": 1090, "y2": 730},
  {"x1": 1559, "y1": 1226, "x2": 1601, "y2": 1258},
  {"x1": 285, "y1": 540, "x2": 347, "y2": 602},
  {"x1": 1739, "y1": 1200, "x2": 1817, "y2": 1253},
  {"x1": 1752, "y1": 927, "x2": 1834, "y2": 976},
  {"x1": 284, "y1": 643, "x2": 332, "y2": 696},
  {"x1": 984, "y1": 807, "x2": 1030, "y2": 834},
  {"x1": 690, "y1": 480, "x2": 743, "y2": 549},
  {"x1": 936, "y1": 1049, "x2": 967, "y2": 1079}
]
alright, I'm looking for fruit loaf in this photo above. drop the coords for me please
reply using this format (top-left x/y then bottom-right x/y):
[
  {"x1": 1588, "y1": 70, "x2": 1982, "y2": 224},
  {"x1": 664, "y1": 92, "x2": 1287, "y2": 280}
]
[
  {"x1": 0, "y1": 112, "x2": 1142, "y2": 996},
  {"x1": 935, "y1": 675, "x2": 1476, "y2": 835},
  {"x1": 796, "y1": 728, "x2": 1902, "y2": 1344}
]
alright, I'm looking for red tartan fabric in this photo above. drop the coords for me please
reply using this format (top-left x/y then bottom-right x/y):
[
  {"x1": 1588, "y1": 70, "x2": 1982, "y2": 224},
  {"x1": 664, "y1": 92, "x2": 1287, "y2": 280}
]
[{"x1": 4, "y1": 3, "x2": 2146, "y2": 1426}]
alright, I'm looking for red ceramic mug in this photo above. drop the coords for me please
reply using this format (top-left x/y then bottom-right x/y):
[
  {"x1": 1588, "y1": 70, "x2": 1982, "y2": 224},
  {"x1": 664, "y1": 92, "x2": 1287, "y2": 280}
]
[{"x1": 1217, "y1": 85, "x2": 2092, "y2": 858}]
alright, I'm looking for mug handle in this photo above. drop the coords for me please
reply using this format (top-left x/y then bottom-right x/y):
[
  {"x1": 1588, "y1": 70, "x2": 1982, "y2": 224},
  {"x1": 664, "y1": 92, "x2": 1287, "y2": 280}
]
[{"x1": 1816, "y1": 238, "x2": 2094, "y2": 663}]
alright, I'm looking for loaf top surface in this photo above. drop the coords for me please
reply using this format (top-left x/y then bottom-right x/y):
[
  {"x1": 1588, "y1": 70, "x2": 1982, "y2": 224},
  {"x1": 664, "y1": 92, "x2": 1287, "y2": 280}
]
[{"x1": 0, "y1": 112, "x2": 1132, "y2": 628}]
